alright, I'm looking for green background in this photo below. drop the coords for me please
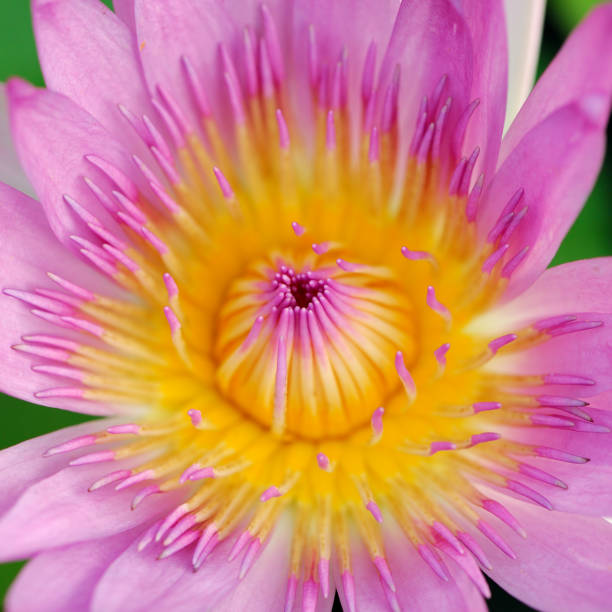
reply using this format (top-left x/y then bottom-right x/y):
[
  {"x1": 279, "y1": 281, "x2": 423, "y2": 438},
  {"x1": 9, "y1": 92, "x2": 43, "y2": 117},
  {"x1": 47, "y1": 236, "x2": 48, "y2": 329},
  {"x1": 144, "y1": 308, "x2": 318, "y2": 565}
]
[{"x1": 0, "y1": 0, "x2": 610, "y2": 607}]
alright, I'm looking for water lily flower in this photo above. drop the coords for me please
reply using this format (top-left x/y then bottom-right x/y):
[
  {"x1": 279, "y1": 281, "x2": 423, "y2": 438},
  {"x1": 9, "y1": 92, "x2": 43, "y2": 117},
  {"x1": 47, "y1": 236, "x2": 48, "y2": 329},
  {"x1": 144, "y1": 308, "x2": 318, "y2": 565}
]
[{"x1": 1, "y1": 1, "x2": 612, "y2": 611}]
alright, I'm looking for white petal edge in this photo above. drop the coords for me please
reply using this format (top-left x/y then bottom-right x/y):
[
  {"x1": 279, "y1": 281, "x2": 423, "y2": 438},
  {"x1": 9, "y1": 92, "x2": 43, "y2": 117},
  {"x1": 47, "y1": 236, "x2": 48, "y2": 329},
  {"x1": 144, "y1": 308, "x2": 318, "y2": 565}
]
[
  {"x1": 0, "y1": 83, "x2": 35, "y2": 197},
  {"x1": 503, "y1": 0, "x2": 546, "y2": 131}
]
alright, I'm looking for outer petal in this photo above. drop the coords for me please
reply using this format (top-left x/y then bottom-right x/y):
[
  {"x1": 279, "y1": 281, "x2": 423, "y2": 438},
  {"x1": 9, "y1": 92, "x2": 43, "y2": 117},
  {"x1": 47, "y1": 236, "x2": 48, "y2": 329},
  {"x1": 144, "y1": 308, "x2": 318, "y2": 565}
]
[
  {"x1": 5, "y1": 529, "x2": 136, "y2": 612},
  {"x1": 492, "y1": 313, "x2": 612, "y2": 397},
  {"x1": 91, "y1": 515, "x2": 292, "y2": 612},
  {"x1": 379, "y1": 0, "x2": 473, "y2": 165},
  {"x1": 478, "y1": 97, "x2": 607, "y2": 298},
  {"x1": 476, "y1": 493, "x2": 612, "y2": 611},
  {"x1": 337, "y1": 525, "x2": 486, "y2": 612},
  {"x1": 0, "y1": 419, "x2": 115, "y2": 517},
  {"x1": 461, "y1": 0, "x2": 508, "y2": 184},
  {"x1": 478, "y1": 258, "x2": 612, "y2": 332},
  {"x1": 0, "y1": 84, "x2": 34, "y2": 197},
  {"x1": 32, "y1": 0, "x2": 152, "y2": 154},
  {"x1": 0, "y1": 459, "x2": 181, "y2": 560},
  {"x1": 501, "y1": 3, "x2": 612, "y2": 165},
  {"x1": 503, "y1": 0, "x2": 545, "y2": 130},
  {"x1": 7, "y1": 79, "x2": 136, "y2": 248},
  {"x1": 0, "y1": 181, "x2": 120, "y2": 414}
]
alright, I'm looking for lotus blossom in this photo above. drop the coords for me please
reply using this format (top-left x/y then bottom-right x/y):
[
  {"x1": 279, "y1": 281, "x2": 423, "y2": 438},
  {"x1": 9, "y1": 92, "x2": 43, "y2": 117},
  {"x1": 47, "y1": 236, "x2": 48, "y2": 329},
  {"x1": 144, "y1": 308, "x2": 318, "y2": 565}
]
[{"x1": 1, "y1": 0, "x2": 612, "y2": 610}]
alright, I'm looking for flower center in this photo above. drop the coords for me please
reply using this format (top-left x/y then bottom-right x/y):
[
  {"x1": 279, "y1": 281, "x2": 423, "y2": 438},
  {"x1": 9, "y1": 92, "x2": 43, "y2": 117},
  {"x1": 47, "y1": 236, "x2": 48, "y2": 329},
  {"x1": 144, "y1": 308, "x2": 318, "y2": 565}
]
[{"x1": 215, "y1": 251, "x2": 416, "y2": 439}]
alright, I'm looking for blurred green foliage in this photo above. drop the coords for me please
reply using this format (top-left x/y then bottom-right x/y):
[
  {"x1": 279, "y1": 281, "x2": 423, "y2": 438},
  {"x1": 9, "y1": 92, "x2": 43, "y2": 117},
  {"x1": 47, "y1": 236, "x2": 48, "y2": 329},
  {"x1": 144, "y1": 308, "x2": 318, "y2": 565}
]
[{"x1": 0, "y1": 0, "x2": 610, "y2": 604}]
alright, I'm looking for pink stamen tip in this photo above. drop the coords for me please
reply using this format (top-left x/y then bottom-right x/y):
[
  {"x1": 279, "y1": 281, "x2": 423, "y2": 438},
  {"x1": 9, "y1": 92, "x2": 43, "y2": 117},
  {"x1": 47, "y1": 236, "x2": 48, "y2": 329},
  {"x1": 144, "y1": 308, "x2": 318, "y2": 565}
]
[
  {"x1": 163, "y1": 273, "x2": 179, "y2": 299},
  {"x1": 537, "y1": 395, "x2": 588, "y2": 408},
  {"x1": 368, "y1": 126, "x2": 380, "y2": 163},
  {"x1": 430, "y1": 441, "x2": 456, "y2": 454},
  {"x1": 336, "y1": 258, "x2": 363, "y2": 273},
  {"x1": 284, "y1": 574, "x2": 298, "y2": 612},
  {"x1": 395, "y1": 351, "x2": 416, "y2": 398},
  {"x1": 261, "y1": 3, "x2": 284, "y2": 83},
  {"x1": 47, "y1": 273, "x2": 95, "y2": 301},
  {"x1": 543, "y1": 373, "x2": 595, "y2": 386},
  {"x1": 470, "y1": 432, "x2": 500, "y2": 446},
  {"x1": 181, "y1": 55, "x2": 211, "y2": 117},
  {"x1": 131, "y1": 484, "x2": 161, "y2": 510},
  {"x1": 371, "y1": 407, "x2": 384, "y2": 437},
  {"x1": 457, "y1": 531, "x2": 492, "y2": 569},
  {"x1": 188, "y1": 467, "x2": 215, "y2": 480},
  {"x1": 432, "y1": 521, "x2": 464, "y2": 554},
  {"x1": 213, "y1": 166, "x2": 234, "y2": 200},
  {"x1": 35, "y1": 387, "x2": 85, "y2": 400},
  {"x1": 326, "y1": 110, "x2": 336, "y2": 150},
  {"x1": 69, "y1": 450, "x2": 115, "y2": 466},
  {"x1": 373, "y1": 556, "x2": 395, "y2": 592},
  {"x1": 341, "y1": 571, "x2": 357, "y2": 612},
  {"x1": 32, "y1": 364, "x2": 84, "y2": 382},
  {"x1": 107, "y1": 424, "x2": 140, "y2": 435},
  {"x1": 533, "y1": 314, "x2": 577, "y2": 331},
  {"x1": 488, "y1": 333, "x2": 517, "y2": 354},
  {"x1": 241, "y1": 315, "x2": 265, "y2": 352},
  {"x1": 401, "y1": 246, "x2": 435, "y2": 263},
  {"x1": 156, "y1": 504, "x2": 189, "y2": 543},
  {"x1": 193, "y1": 524, "x2": 220, "y2": 569},
  {"x1": 276, "y1": 109, "x2": 290, "y2": 149},
  {"x1": 260, "y1": 485, "x2": 282, "y2": 502},
  {"x1": 434, "y1": 343, "x2": 450, "y2": 367},
  {"x1": 482, "y1": 243, "x2": 510, "y2": 274},
  {"x1": 229, "y1": 530, "x2": 252, "y2": 562},
  {"x1": 61, "y1": 316, "x2": 105, "y2": 337},
  {"x1": 506, "y1": 479, "x2": 553, "y2": 510},
  {"x1": 318, "y1": 558, "x2": 330, "y2": 599},
  {"x1": 179, "y1": 463, "x2": 201, "y2": 484},
  {"x1": 163, "y1": 306, "x2": 181, "y2": 334},
  {"x1": 418, "y1": 544, "x2": 449, "y2": 581},
  {"x1": 141, "y1": 226, "x2": 169, "y2": 255},
  {"x1": 426, "y1": 286, "x2": 451, "y2": 321},
  {"x1": 137, "y1": 520, "x2": 162, "y2": 552},
  {"x1": 159, "y1": 530, "x2": 201, "y2": 561},
  {"x1": 312, "y1": 242, "x2": 329, "y2": 255},
  {"x1": 366, "y1": 500, "x2": 383, "y2": 523},
  {"x1": 531, "y1": 414, "x2": 575, "y2": 427},
  {"x1": 291, "y1": 221, "x2": 305, "y2": 236},
  {"x1": 188, "y1": 409, "x2": 202, "y2": 427},
  {"x1": 547, "y1": 320, "x2": 603, "y2": 336},
  {"x1": 115, "y1": 469, "x2": 155, "y2": 490},
  {"x1": 239, "y1": 537, "x2": 262, "y2": 579},
  {"x1": 44, "y1": 434, "x2": 97, "y2": 457},
  {"x1": 473, "y1": 401, "x2": 501, "y2": 413},
  {"x1": 534, "y1": 446, "x2": 589, "y2": 464},
  {"x1": 518, "y1": 463, "x2": 567, "y2": 489},
  {"x1": 466, "y1": 173, "x2": 484, "y2": 222},
  {"x1": 361, "y1": 41, "x2": 377, "y2": 104},
  {"x1": 303, "y1": 579, "x2": 318, "y2": 612},
  {"x1": 501, "y1": 246, "x2": 529, "y2": 278},
  {"x1": 316, "y1": 452, "x2": 330, "y2": 470},
  {"x1": 89, "y1": 469, "x2": 131, "y2": 492},
  {"x1": 479, "y1": 519, "x2": 516, "y2": 559}
]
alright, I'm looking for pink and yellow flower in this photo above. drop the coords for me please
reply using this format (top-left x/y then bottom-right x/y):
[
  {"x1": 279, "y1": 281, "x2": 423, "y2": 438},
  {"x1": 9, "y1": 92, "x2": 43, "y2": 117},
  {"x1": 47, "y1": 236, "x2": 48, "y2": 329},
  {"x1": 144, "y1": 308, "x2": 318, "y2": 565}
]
[{"x1": 1, "y1": 1, "x2": 612, "y2": 610}]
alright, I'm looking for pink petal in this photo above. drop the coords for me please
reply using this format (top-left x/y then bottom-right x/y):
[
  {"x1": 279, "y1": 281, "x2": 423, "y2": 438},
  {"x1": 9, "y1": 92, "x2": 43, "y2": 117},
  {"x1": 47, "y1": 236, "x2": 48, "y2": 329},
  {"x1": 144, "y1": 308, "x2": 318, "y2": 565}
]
[
  {"x1": 0, "y1": 419, "x2": 117, "y2": 517},
  {"x1": 91, "y1": 514, "x2": 292, "y2": 611},
  {"x1": 478, "y1": 97, "x2": 607, "y2": 299},
  {"x1": 0, "y1": 83, "x2": 34, "y2": 197},
  {"x1": 32, "y1": 0, "x2": 152, "y2": 154},
  {"x1": 0, "y1": 459, "x2": 182, "y2": 561},
  {"x1": 486, "y1": 258, "x2": 612, "y2": 329},
  {"x1": 133, "y1": 0, "x2": 235, "y2": 131},
  {"x1": 500, "y1": 3, "x2": 612, "y2": 166},
  {"x1": 460, "y1": 0, "x2": 508, "y2": 185},
  {"x1": 336, "y1": 524, "x2": 486, "y2": 612},
  {"x1": 493, "y1": 313, "x2": 612, "y2": 397},
  {"x1": 0, "y1": 181, "x2": 120, "y2": 414},
  {"x1": 7, "y1": 79, "x2": 137, "y2": 249},
  {"x1": 378, "y1": 0, "x2": 473, "y2": 166},
  {"x1": 6, "y1": 529, "x2": 136, "y2": 612},
  {"x1": 475, "y1": 492, "x2": 612, "y2": 611}
]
